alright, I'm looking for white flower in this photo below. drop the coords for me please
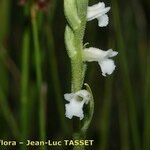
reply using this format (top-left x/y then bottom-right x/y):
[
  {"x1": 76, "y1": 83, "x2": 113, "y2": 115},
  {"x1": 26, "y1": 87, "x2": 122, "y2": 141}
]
[
  {"x1": 87, "y1": 2, "x2": 111, "y2": 27},
  {"x1": 64, "y1": 90, "x2": 91, "y2": 120},
  {"x1": 83, "y1": 47, "x2": 118, "y2": 76}
]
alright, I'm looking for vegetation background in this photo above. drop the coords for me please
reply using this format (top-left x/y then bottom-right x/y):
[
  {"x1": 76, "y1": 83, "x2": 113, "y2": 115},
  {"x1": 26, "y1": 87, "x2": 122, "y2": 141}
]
[{"x1": 0, "y1": 0, "x2": 150, "y2": 150}]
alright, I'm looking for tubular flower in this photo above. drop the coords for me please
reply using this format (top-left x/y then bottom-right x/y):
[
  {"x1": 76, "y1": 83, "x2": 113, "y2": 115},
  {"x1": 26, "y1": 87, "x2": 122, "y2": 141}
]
[
  {"x1": 83, "y1": 47, "x2": 118, "y2": 76},
  {"x1": 64, "y1": 90, "x2": 91, "y2": 120},
  {"x1": 87, "y1": 2, "x2": 110, "y2": 27}
]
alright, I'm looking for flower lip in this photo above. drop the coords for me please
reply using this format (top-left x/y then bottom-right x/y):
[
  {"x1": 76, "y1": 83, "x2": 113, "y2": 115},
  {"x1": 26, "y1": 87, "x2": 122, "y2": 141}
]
[
  {"x1": 87, "y1": 2, "x2": 111, "y2": 27},
  {"x1": 83, "y1": 47, "x2": 118, "y2": 76},
  {"x1": 106, "y1": 49, "x2": 118, "y2": 58},
  {"x1": 87, "y1": 7, "x2": 110, "y2": 21},
  {"x1": 64, "y1": 90, "x2": 91, "y2": 120},
  {"x1": 99, "y1": 59, "x2": 116, "y2": 76},
  {"x1": 98, "y1": 14, "x2": 109, "y2": 27}
]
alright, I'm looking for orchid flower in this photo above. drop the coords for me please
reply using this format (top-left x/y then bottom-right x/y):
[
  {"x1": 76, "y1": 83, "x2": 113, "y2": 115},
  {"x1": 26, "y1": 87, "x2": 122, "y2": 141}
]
[
  {"x1": 64, "y1": 90, "x2": 91, "y2": 120},
  {"x1": 87, "y1": 2, "x2": 111, "y2": 27},
  {"x1": 83, "y1": 47, "x2": 118, "y2": 76}
]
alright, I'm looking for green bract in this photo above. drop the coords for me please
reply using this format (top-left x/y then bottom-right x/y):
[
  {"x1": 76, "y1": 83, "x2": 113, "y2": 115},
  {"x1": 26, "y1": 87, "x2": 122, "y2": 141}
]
[
  {"x1": 64, "y1": 0, "x2": 81, "y2": 30},
  {"x1": 65, "y1": 26, "x2": 76, "y2": 58}
]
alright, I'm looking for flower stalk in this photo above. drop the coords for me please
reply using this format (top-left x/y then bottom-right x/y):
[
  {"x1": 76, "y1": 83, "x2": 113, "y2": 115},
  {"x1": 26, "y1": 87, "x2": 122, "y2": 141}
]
[
  {"x1": 64, "y1": 1, "x2": 96, "y2": 150},
  {"x1": 111, "y1": 0, "x2": 140, "y2": 149},
  {"x1": 64, "y1": 1, "x2": 117, "y2": 150},
  {"x1": 31, "y1": 5, "x2": 46, "y2": 150},
  {"x1": 0, "y1": 88, "x2": 20, "y2": 139},
  {"x1": 64, "y1": 0, "x2": 89, "y2": 92},
  {"x1": 20, "y1": 29, "x2": 30, "y2": 150},
  {"x1": 73, "y1": 84, "x2": 94, "y2": 150}
]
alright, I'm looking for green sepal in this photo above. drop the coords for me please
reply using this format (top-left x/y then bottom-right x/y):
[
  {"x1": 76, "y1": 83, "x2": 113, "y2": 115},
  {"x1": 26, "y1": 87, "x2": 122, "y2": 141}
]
[
  {"x1": 64, "y1": 0, "x2": 81, "y2": 31},
  {"x1": 65, "y1": 25, "x2": 77, "y2": 58},
  {"x1": 75, "y1": 0, "x2": 89, "y2": 20},
  {"x1": 73, "y1": 83, "x2": 94, "y2": 139},
  {"x1": 75, "y1": 0, "x2": 89, "y2": 40},
  {"x1": 81, "y1": 83, "x2": 94, "y2": 136}
]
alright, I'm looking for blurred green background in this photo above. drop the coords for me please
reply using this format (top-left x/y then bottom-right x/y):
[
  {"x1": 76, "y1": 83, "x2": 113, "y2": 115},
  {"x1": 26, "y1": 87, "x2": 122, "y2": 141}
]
[{"x1": 0, "y1": 0, "x2": 150, "y2": 150}]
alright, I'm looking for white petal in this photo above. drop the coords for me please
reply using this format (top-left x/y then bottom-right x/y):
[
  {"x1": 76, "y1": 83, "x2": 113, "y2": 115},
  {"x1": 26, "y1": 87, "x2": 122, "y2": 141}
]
[
  {"x1": 97, "y1": 14, "x2": 109, "y2": 27},
  {"x1": 88, "y1": 2, "x2": 105, "y2": 11},
  {"x1": 76, "y1": 90, "x2": 91, "y2": 104},
  {"x1": 107, "y1": 49, "x2": 118, "y2": 57},
  {"x1": 65, "y1": 99, "x2": 84, "y2": 120},
  {"x1": 87, "y1": 7, "x2": 110, "y2": 21},
  {"x1": 64, "y1": 90, "x2": 91, "y2": 120},
  {"x1": 83, "y1": 47, "x2": 118, "y2": 76},
  {"x1": 98, "y1": 59, "x2": 116, "y2": 76},
  {"x1": 64, "y1": 93, "x2": 74, "y2": 101},
  {"x1": 83, "y1": 48, "x2": 118, "y2": 62},
  {"x1": 87, "y1": 2, "x2": 110, "y2": 23},
  {"x1": 83, "y1": 47, "x2": 106, "y2": 62},
  {"x1": 65, "y1": 104, "x2": 73, "y2": 119}
]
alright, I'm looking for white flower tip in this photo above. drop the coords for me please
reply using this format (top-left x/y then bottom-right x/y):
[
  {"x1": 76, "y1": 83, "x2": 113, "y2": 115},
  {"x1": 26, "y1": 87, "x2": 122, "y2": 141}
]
[
  {"x1": 98, "y1": 2, "x2": 105, "y2": 8},
  {"x1": 65, "y1": 103, "x2": 84, "y2": 120},
  {"x1": 106, "y1": 7, "x2": 111, "y2": 12},
  {"x1": 65, "y1": 106, "x2": 73, "y2": 119},
  {"x1": 87, "y1": 2, "x2": 111, "y2": 27},
  {"x1": 64, "y1": 90, "x2": 91, "y2": 120},
  {"x1": 102, "y1": 73, "x2": 106, "y2": 76},
  {"x1": 98, "y1": 14, "x2": 109, "y2": 27},
  {"x1": 64, "y1": 93, "x2": 74, "y2": 101},
  {"x1": 76, "y1": 90, "x2": 91, "y2": 103},
  {"x1": 88, "y1": 2, "x2": 105, "y2": 11},
  {"x1": 107, "y1": 49, "x2": 118, "y2": 57},
  {"x1": 83, "y1": 47, "x2": 118, "y2": 76},
  {"x1": 99, "y1": 59, "x2": 116, "y2": 76}
]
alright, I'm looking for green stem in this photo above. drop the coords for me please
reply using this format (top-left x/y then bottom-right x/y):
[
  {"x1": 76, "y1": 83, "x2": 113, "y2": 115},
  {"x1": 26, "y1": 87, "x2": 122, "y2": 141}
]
[
  {"x1": 20, "y1": 30, "x2": 30, "y2": 149},
  {"x1": 0, "y1": 0, "x2": 10, "y2": 97},
  {"x1": 111, "y1": 0, "x2": 141, "y2": 149},
  {"x1": 73, "y1": 84, "x2": 94, "y2": 150},
  {"x1": 71, "y1": 19, "x2": 86, "y2": 150},
  {"x1": 31, "y1": 6, "x2": 46, "y2": 150},
  {"x1": 40, "y1": 83, "x2": 47, "y2": 145},
  {"x1": 71, "y1": 0, "x2": 89, "y2": 92},
  {"x1": 64, "y1": 1, "x2": 91, "y2": 150},
  {"x1": 118, "y1": 94, "x2": 130, "y2": 150},
  {"x1": 31, "y1": 6, "x2": 42, "y2": 89},
  {"x1": 0, "y1": 0, "x2": 10, "y2": 42},
  {"x1": 143, "y1": 45, "x2": 150, "y2": 150},
  {"x1": 46, "y1": 26, "x2": 69, "y2": 134},
  {"x1": 99, "y1": 79, "x2": 112, "y2": 150},
  {"x1": 69, "y1": 0, "x2": 89, "y2": 92},
  {"x1": 71, "y1": 47, "x2": 84, "y2": 92},
  {"x1": 0, "y1": 88, "x2": 20, "y2": 139}
]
